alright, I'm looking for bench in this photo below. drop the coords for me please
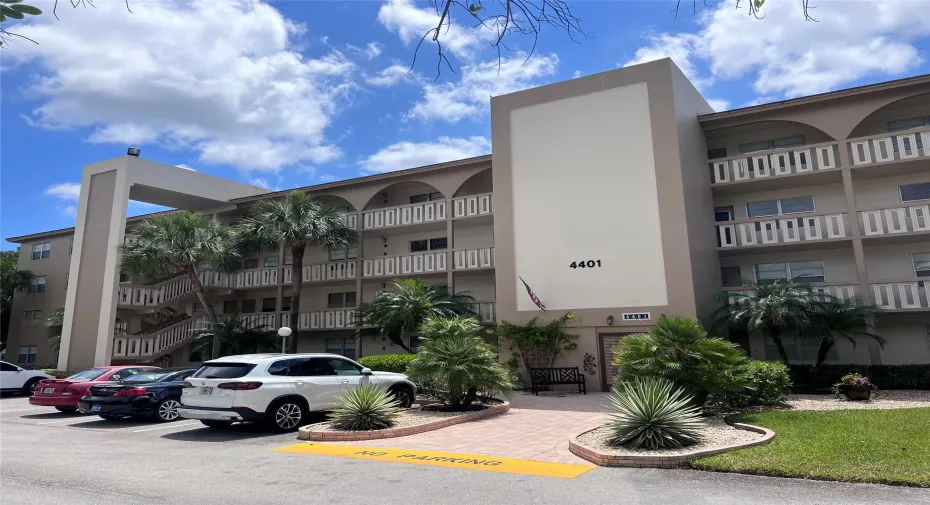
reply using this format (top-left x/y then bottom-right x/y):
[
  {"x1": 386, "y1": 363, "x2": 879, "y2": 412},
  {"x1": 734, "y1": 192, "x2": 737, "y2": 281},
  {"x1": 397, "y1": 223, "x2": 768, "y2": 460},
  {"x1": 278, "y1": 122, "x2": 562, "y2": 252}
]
[{"x1": 529, "y1": 367, "x2": 586, "y2": 396}]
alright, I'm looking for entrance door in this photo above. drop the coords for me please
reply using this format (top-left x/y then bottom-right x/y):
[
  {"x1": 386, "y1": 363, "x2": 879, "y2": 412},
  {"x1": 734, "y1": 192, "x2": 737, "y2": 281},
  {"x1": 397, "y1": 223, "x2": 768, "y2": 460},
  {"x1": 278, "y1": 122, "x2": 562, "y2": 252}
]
[{"x1": 598, "y1": 333, "x2": 632, "y2": 392}]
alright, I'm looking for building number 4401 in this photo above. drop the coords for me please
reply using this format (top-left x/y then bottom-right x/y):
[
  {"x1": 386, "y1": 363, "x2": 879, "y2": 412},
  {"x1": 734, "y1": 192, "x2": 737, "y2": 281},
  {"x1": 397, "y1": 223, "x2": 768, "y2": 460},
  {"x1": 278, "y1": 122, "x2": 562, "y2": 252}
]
[{"x1": 569, "y1": 260, "x2": 602, "y2": 269}]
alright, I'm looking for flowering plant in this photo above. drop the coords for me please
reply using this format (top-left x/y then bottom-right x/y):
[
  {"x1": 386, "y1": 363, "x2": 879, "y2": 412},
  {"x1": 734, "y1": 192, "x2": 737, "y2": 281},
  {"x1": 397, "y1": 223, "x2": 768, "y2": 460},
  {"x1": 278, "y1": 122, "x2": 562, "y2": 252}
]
[{"x1": 831, "y1": 373, "x2": 879, "y2": 398}]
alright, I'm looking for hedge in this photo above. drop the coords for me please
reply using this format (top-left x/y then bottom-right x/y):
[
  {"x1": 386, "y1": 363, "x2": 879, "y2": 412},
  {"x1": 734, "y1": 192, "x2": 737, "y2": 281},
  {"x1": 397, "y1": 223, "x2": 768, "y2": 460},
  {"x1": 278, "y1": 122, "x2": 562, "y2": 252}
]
[
  {"x1": 357, "y1": 354, "x2": 416, "y2": 374},
  {"x1": 788, "y1": 364, "x2": 930, "y2": 392}
]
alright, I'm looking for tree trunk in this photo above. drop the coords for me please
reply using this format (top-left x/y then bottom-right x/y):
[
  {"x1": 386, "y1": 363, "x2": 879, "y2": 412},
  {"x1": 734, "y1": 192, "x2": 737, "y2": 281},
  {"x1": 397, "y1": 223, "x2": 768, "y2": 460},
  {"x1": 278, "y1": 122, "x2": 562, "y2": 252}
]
[
  {"x1": 287, "y1": 245, "x2": 305, "y2": 354},
  {"x1": 187, "y1": 266, "x2": 220, "y2": 359},
  {"x1": 815, "y1": 338, "x2": 833, "y2": 367},
  {"x1": 462, "y1": 387, "x2": 478, "y2": 407},
  {"x1": 769, "y1": 327, "x2": 790, "y2": 365},
  {"x1": 389, "y1": 331, "x2": 414, "y2": 354}
]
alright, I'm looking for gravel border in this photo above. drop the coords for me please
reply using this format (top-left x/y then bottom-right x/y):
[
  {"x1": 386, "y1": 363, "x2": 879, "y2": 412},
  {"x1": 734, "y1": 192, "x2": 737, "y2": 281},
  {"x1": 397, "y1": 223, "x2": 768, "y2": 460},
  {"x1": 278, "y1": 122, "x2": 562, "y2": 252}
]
[
  {"x1": 785, "y1": 390, "x2": 930, "y2": 411},
  {"x1": 576, "y1": 416, "x2": 764, "y2": 457},
  {"x1": 313, "y1": 406, "x2": 486, "y2": 433}
]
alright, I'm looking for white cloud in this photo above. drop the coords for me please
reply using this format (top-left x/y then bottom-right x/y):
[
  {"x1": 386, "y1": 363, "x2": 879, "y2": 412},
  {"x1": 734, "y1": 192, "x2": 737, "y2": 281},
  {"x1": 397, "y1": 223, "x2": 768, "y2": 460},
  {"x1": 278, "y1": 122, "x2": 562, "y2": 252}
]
[
  {"x1": 176, "y1": 164, "x2": 196, "y2": 171},
  {"x1": 367, "y1": 64, "x2": 414, "y2": 87},
  {"x1": 624, "y1": 1, "x2": 930, "y2": 98},
  {"x1": 44, "y1": 182, "x2": 81, "y2": 200},
  {"x1": 408, "y1": 53, "x2": 559, "y2": 123},
  {"x1": 706, "y1": 98, "x2": 731, "y2": 112},
  {"x1": 318, "y1": 174, "x2": 339, "y2": 183},
  {"x1": 572, "y1": 70, "x2": 583, "y2": 79},
  {"x1": 364, "y1": 42, "x2": 383, "y2": 59},
  {"x1": 8, "y1": 0, "x2": 356, "y2": 172},
  {"x1": 249, "y1": 178, "x2": 271, "y2": 189},
  {"x1": 59, "y1": 205, "x2": 77, "y2": 218},
  {"x1": 377, "y1": 0, "x2": 493, "y2": 61},
  {"x1": 361, "y1": 136, "x2": 490, "y2": 173}
]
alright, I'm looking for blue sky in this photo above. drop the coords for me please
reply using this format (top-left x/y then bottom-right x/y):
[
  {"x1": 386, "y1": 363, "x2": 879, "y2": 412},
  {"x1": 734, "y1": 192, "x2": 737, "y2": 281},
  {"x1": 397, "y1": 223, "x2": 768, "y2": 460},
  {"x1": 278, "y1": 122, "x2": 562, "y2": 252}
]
[{"x1": 2, "y1": 0, "x2": 929, "y2": 249}]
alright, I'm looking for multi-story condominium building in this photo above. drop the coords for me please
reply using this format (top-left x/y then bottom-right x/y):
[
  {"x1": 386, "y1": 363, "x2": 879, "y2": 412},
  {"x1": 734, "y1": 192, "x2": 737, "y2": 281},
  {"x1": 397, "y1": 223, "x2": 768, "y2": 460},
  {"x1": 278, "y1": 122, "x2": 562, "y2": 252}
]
[{"x1": 6, "y1": 59, "x2": 930, "y2": 391}]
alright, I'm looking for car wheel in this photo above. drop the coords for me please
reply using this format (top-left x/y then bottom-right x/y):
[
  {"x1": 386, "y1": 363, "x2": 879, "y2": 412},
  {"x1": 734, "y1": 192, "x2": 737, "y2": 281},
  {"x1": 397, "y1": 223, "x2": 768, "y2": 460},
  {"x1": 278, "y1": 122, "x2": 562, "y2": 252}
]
[
  {"x1": 99, "y1": 414, "x2": 122, "y2": 421},
  {"x1": 22, "y1": 378, "x2": 42, "y2": 396},
  {"x1": 390, "y1": 386, "x2": 414, "y2": 408},
  {"x1": 200, "y1": 420, "x2": 232, "y2": 429},
  {"x1": 55, "y1": 407, "x2": 77, "y2": 413},
  {"x1": 154, "y1": 399, "x2": 181, "y2": 422},
  {"x1": 266, "y1": 399, "x2": 304, "y2": 432}
]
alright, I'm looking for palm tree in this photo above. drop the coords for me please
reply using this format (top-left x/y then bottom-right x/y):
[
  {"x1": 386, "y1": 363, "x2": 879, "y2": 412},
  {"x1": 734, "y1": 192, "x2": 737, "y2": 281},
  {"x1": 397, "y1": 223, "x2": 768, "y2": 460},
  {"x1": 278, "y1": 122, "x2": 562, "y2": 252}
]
[
  {"x1": 1, "y1": 249, "x2": 33, "y2": 344},
  {"x1": 713, "y1": 280, "x2": 817, "y2": 364},
  {"x1": 235, "y1": 191, "x2": 357, "y2": 353},
  {"x1": 807, "y1": 298, "x2": 885, "y2": 367},
  {"x1": 357, "y1": 279, "x2": 476, "y2": 353},
  {"x1": 189, "y1": 315, "x2": 277, "y2": 359},
  {"x1": 45, "y1": 308, "x2": 65, "y2": 352},
  {"x1": 119, "y1": 211, "x2": 241, "y2": 358}
]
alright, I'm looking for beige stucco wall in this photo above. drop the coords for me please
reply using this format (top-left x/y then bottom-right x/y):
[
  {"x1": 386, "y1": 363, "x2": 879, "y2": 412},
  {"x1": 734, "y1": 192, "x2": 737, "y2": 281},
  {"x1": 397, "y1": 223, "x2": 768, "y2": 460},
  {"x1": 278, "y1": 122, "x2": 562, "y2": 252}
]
[
  {"x1": 452, "y1": 224, "x2": 494, "y2": 250},
  {"x1": 719, "y1": 248, "x2": 859, "y2": 285},
  {"x1": 864, "y1": 242, "x2": 930, "y2": 281},
  {"x1": 714, "y1": 182, "x2": 848, "y2": 220},
  {"x1": 846, "y1": 93, "x2": 930, "y2": 139},
  {"x1": 875, "y1": 315, "x2": 930, "y2": 364},
  {"x1": 854, "y1": 172, "x2": 930, "y2": 210},
  {"x1": 705, "y1": 122, "x2": 835, "y2": 158}
]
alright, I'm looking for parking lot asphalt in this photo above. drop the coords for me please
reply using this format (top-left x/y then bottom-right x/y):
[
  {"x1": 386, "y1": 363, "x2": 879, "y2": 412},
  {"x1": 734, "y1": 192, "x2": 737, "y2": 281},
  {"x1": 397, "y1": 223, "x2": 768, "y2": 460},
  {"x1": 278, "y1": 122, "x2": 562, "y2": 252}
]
[{"x1": 2, "y1": 395, "x2": 928, "y2": 505}]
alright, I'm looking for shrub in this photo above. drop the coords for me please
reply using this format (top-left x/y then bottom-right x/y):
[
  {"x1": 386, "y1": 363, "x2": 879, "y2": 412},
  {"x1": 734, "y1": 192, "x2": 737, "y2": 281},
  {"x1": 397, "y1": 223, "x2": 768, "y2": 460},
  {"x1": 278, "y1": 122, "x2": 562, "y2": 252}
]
[
  {"x1": 788, "y1": 364, "x2": 930, "y2": 392},
  {"x1": 41, "y1": 369, "x2": 73, "y2": 379},
  {"x1": 357, "y1": 354, "x2": 417, "y2": 374},
  {"x1": 407, "y1": 316, "x2": 514, "y2": 409},
  {"x1": 606, "y1": 378, "x2": 705, "y2": 450},
  {"x1": 612, "y1": 315, "x2": 750, "y2": 406},
  {"x1": 718, "y1": 361, "x2": 792, "y2": 408},
  {"x1": 328, "y1": 384, "x2": 403, "y2": 431}
]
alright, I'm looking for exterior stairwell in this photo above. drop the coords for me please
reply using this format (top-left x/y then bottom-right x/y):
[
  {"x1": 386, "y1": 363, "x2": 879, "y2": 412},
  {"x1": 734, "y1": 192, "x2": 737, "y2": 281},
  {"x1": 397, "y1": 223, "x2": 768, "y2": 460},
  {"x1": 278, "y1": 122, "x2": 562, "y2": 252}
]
[
  {"x1": 117, "y1": 270, "x2": 231, "y2": 309},
  {"x1": 112, "y1": 314, "x2": 209, "y2": 363}
]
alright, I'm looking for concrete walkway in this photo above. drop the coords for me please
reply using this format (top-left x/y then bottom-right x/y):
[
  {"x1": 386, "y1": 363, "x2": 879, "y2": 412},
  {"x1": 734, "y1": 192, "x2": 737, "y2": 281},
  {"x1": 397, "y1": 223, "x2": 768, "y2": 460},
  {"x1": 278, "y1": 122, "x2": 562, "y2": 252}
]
[{"x1": 331, "y1": 392, "x2": 608, "y2": 464}]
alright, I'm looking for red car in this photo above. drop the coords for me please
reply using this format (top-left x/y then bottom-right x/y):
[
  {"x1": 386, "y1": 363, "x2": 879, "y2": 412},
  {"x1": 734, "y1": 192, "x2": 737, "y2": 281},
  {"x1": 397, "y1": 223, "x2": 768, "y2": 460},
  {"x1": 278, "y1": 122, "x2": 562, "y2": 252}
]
[{"x1": 30, "y1": 366, "x2": 160, "y2": 412}]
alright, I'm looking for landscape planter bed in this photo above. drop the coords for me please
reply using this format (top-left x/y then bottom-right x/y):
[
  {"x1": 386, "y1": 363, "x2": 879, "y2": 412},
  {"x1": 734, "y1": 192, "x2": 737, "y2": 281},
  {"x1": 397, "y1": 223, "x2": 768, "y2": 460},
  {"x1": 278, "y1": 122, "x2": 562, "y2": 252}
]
[
  {"x1": 298, "y1": 401, "x2": 510, "y2": 441},
  {"x1": 569, "y1": 420, "x2": 774, "y2": 469}
]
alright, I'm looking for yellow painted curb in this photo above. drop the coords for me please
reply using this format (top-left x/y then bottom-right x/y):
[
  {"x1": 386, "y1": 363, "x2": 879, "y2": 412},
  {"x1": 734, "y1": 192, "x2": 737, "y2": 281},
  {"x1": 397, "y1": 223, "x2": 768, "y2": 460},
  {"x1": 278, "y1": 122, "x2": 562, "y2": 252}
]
[{"x1": 272, "y1": 443, "x2": 595, "y2": 479}]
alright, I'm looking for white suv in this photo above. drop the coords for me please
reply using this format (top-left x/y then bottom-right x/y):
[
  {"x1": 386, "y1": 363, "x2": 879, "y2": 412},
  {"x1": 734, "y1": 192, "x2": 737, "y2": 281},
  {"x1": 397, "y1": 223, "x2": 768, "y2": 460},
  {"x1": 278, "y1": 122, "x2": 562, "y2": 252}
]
[{"x1": 178, "y1": 353, "x2": 416, "y2": 432}]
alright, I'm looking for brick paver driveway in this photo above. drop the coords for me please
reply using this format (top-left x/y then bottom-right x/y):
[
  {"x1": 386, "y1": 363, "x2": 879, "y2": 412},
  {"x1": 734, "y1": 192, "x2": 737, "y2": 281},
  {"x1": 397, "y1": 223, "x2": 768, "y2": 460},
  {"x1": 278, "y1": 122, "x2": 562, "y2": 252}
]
[{"x1": 330, "y1": 392, "x2": 608, "y2": 464}]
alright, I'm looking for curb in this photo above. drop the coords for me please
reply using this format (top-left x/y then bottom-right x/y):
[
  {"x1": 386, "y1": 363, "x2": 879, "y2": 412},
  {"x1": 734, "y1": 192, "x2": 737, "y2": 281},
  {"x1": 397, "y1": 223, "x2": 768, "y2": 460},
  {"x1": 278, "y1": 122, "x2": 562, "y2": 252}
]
[
  {"x1": 568, "y1": 421, "x2": 775, "y2": 469},
  {"x1": 298, "y1": 401, "x2": 511, "y2": 441}
]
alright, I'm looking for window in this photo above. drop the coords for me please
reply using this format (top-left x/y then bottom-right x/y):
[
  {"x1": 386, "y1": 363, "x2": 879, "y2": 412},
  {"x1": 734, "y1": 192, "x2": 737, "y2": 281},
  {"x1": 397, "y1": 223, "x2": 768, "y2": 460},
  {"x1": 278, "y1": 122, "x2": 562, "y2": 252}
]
[
  {"x1": 264, "y1": 256, "x2": 280, "y2": 268},
  {"x1": 900, "y1": 183, "x2": 930, "y2": 203},
  {"x1": 888, "y1": 116, "x2": 929, "y2": 132},
  {"x1": 222, "y1": 301, "x2": 237, "y2": 314},
  {"x1": 191, "y1": 363, "x2": 257, "y2": 379},
  {"x1": 325, "y1": 339, "x2": 357, "y2": 360},
  {"x1": 914, "y1": 253, "x2": 930, "y2": 278},
  {"x1": 747, "y1": 196, "x2": 814, "y2": 218},
  {"x1": 282, "y1": 296, "x2": 291, "y2": 312},
  {"x1": 739, "y1": 135, "x2": 805, "y2": 154},
  {"x1": 0, "y1": 362, "x2": 18, "y2": 372},
  {"x1": 290, "y1": 357, "x2": 334, "y2": 376},
  {"x1": 119, "y1": 272, "x2": 129, "y2": 283},
  {"x1": 23, "y1": 310, "x2": 44, "y2": 327},
  {"x1": 409, "y1": 192, "x2": 443, "y2": 204},
  {"x1": 410, "y1": 237, "x2": 447, "y2": 252},
  {"x1": 261, "y1": 297, "x2": 276, "y2": 313},
  {"x1": 267, "y1": 359, "x2": 296, "y2": 376},
  {"x1": 329, "y1": 247, "x2": 358, "y2": 261},
  {"x1": 284, "y1": 251, "x2": 292, "y2": 266},
  {"x1": 707, "y1": 147, "x2": 727, "y2": 159},
  {"x1": 17, "y1": 346, "x2": 37, "y2": 364},
  {"x1": 326, "y1": 356, "x2": 361, "y2": 375},
  {"x1": 755, "y1": 261, "x2": 825, "y2": 284},
  {"x1": 244, "y1": 258, "x2": 259, "y2": 269},
  {"x1": 242, "y1": 299, "x2": 257, "y2": 314},
  {"x1": 69, "y1": 237, "x2": 74, "y2": 255},
  {"x1": 327, "y1": 292, "x2": 357, "y2": 308},
  {"x1": 721, "y1": 266, "x2": 742, "y2": 288},
  {"x1": 109, "y1": 368, "x2": 146, "y2": 382},
  {"x1": 64, "y1": 273, "x2": 69, "y2": 291},
  {"x1": 714, "y1": 206, "x2": 733, "y2": 223},
  {"x1": 32, "y1": 242, "x2": 50, "y2": 260}
]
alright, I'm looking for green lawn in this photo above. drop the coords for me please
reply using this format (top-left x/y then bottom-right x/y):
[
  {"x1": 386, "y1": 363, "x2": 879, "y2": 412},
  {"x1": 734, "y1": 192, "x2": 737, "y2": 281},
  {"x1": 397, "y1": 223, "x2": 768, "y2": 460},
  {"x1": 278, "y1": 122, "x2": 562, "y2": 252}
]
[{"x1": 691, "y1": 408, "x2": 930, "y2": 487}]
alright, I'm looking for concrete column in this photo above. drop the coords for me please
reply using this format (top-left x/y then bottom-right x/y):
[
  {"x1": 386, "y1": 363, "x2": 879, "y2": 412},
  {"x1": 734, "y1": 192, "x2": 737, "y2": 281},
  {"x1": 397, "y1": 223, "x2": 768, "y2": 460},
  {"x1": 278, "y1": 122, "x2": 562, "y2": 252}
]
[{"x1": 446, "y1": 219, "x2": 454, "y2": 291}]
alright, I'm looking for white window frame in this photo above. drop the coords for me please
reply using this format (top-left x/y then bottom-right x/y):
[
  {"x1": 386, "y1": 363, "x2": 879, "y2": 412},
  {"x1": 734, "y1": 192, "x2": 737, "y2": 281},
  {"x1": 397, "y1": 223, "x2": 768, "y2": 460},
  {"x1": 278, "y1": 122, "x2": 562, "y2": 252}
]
[
  {"x1": 18, "y1": 345, "x2": 38, "y2": 364},
  {"x1": 754, "y1": 260, "x2": 826, "y2": 284},
  {"x1": 69, "y1": 237, "x2": 74, "y2": 255},
  {"x1": 888, "y1": 116, "x2": 930, "y2": 132},
  {"x1": 327, "y1": 291, "x2": 357, "y2": 309},
  {"x1": 899, "y1": 182, "x2": 930, "y2": 203},
  {"x1": 746, "y1": 196, "x2": 816, "y2": 218},
  {"x1": 263, "y1": 255, "x2": 280, "y2": 268},
  {"x1": 28, "y1": 276, "x2": 47, "y2": 294},
  {"x1": 738, "y1": 135, "x2": 806, "y2": 154},
  {"x1": 328, "y1": 247, "x2": 358, "y2": 261},
  {"x1": 410, "y1": 237, "x2": 447, "y2": 253},
  {"x1": 409, "y1": 192, "x2": 443, "y2": 204},
  {"x1": 913, "y1": 253, "x2": 930, "y2": 278},
  {"x1": 32, "y1": 241, "x2": 50, "y2": 260},
  {"x1": 23, "y1": 310, "x2": 44, "y2": 327}
]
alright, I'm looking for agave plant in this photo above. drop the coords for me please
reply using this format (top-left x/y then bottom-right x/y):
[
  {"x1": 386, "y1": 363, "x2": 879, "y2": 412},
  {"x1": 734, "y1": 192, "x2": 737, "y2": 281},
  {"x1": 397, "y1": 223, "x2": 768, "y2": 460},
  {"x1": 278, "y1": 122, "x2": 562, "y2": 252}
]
[
  {"x1": 329, "y1": 384, "x2": 403, "y2": 431},
  {"x1": 606, "y1": 378, "x2": 705, "y2": 450}
]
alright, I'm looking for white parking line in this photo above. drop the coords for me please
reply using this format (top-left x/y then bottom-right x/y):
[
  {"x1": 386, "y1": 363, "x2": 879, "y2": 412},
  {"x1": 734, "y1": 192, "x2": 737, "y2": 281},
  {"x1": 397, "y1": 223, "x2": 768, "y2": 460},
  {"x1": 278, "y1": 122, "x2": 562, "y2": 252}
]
[
  {"x1": 36, "y1": 418, "x2": 87, "y2": 425},
  {"x1": 131, "y1": 421, "x2": 200, "y2": 433}
]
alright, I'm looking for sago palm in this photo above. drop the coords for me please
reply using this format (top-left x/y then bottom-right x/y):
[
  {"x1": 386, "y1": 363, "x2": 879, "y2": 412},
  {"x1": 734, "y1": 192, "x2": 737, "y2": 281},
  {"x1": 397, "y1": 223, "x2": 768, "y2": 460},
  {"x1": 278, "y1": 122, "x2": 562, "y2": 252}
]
[
  {"x1": 189, "y1": 315, "x2": 277, "y2": 359},
  {"x1": 807, "y1": 298, "x2": 884, "y2": 367},
  {"x1": 406, "y1": 316, "x2": 513, "y2": 408},
  {"x1": 236, "y1": 191, "x2": 357, "y2": 353},
  {"x1": 45, "y1": 307, "x2": 65, "y2": 352},
  {"x1": 713, "y1": 280, "x2": 817, "y2": 364},
  {"x1": 119, "y1": 211, "x2": 241, "y2": 358},
  {"x1": 612, "y1": 315, "x2": 750, "y2": 406},
  {"x1": 357, "y1": 279, "x2": 476, "y2": 353}
]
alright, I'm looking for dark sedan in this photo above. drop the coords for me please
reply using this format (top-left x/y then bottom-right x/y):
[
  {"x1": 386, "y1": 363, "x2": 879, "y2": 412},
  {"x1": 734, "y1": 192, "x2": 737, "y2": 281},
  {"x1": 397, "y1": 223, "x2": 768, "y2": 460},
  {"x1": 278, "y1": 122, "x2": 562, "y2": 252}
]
[{"x1": 78, "y1": 369, "x2": 196, "y2": 422}]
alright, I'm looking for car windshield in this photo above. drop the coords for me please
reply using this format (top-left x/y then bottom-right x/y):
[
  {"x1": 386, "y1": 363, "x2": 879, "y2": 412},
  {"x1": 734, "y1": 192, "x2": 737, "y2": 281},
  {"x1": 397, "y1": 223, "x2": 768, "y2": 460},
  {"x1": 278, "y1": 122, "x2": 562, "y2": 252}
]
[
  {"x1": 190, "y1": 363, "x2": 256, "y2": 379},
  {"x1": 158, "y1": 370, "x2": 194, "y2": 382},
  {"x1": 122, "y1": 373, "x2": 169, "y2": 384},
  {"x1": 67, "y1": 368, "x2": 110, "y2": 381}
]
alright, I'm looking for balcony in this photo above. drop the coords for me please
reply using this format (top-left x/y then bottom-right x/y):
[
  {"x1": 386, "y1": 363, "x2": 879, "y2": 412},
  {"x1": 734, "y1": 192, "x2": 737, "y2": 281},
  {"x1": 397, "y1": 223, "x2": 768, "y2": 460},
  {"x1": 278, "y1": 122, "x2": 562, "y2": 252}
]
[
  {"x1": 362, "y1": 200, "x2": 447, "y2": 231},
  {"x1": 710, "y1": 142, "x2": 839, "y2": 187},
  {"x1": 117, "y1": 270, "x2": 231, "y2": 308},
  {"x1": 233, "y1": 268, "x2": 279, "y2": 288},
  {"x1": 281, "y1": 309, "x2": 358, "y2": 330},
  {"x1": 859, "y1": 204, "x2": 930, "y2": 240},
  {"x1": 453, "y1": 247, "x2": 495, "y2": 270},
  {"x1": 241, "y1": 312, "x2": 278, "y2": 329},
  {"x1": 112, "y1": 315, "x2": 207, "y2": 359},
  {"x1": 452, "y1": 193, "x2": 493, "y2": 219},
  {"x1": 282, "y1": 261, "x2": 357, "y2": 284},
  {"x1": 717, "y1": 213, "x2": 850, "y2": 253},
  {"x1": 872, "y1": 281, "x2": 930, "y2": 311},
  {"x1": 362, "y1": 251, "x2": 447, "y2": 278},
  {"x1": 468, "y1": 302, "x2": 496, "y2": 324},
  {"x1": 848, "y1": 127, "x2": 930, "y2": 172},
  {"x1": 724, "y1": 283, "x2": 859, "y2": 303}
]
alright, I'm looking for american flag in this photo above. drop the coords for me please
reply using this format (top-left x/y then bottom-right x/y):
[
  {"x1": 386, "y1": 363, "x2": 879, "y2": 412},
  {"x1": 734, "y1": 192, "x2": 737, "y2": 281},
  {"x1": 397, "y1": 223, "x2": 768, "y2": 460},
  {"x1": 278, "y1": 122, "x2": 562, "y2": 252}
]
[{"x1": 519, "y1": 276, "x2": 546, "y2": 312}]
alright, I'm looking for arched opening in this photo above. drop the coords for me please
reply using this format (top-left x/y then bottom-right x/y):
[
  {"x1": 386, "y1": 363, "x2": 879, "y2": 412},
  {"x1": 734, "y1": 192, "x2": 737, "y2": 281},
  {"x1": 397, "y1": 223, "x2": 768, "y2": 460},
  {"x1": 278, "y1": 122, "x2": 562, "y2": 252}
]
[
  {"x1": 847, "y1": 93, "x2": 930, "y2": 140},
  {"x1": 452, "y1": 168, "x2": 492, "y2": 197},
  {"x1": 705, "y1": 120, "x2": 836, "y2": 159},
  {"x1": 314, "y1": 194, "x2": 356, "y2": 213},
  {"x1": 361, "y1": 181, "x2": 445, "y2": 211}
]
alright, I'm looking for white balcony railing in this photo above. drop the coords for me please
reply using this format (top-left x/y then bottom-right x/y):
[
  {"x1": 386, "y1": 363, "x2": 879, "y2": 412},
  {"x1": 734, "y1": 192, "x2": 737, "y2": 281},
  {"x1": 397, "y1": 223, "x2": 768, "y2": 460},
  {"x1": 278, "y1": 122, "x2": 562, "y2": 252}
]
[
  {"x1": 848, "y1": 128, "x2": 930, "y2": 166},
  {"x1": 234, "y1": 268, "x2": 279, "y2": 288},
  {"x1": 112, "y1": 315, "x2": 207, "y2": 359},
  {"x1": 114, "y1": 319, "x2": 128, "y2": 335},
  {"x1": 717, "y1": 213, "x2": 849, "y2": 248},
  {"x1": 468, "y1": 302, "x2": 496, "y2": 323},
  {"x1": 859, "y1": 204, "x2": 930, "y2": 236},
  {"x1": 710, "y1": 142, "x2": 839, "y2": 184},
  {"x1": 341, "y1": 213, "x2": 359, "y2": 230},
  {"x1": 452, "y1": 193, "x2": 493, "y2": 218},
  {"x1": 724, "y1": 284, "x2": 859, "y2": 304},
  {"x1": 872, "y1": 281, "x2": 930, "y2": 310},
  {"x1": 117, "y1": 270, "x2": 231, "y2": 308},
  {"x1": 362, "y1": 200, "x2": 447, "y2": 230},
  {"x1": 282, "y1": 260, "x2": 358, "y2": 284},
  {"x1": 241, "y1": 313, "x2": 278, "y2": 329},
  {"x1": 453, "y1": 247, "x2": 495, "y2": 270},
  {"x1": 362, "y1": 251, "x2": 447, "y2": 278}
]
